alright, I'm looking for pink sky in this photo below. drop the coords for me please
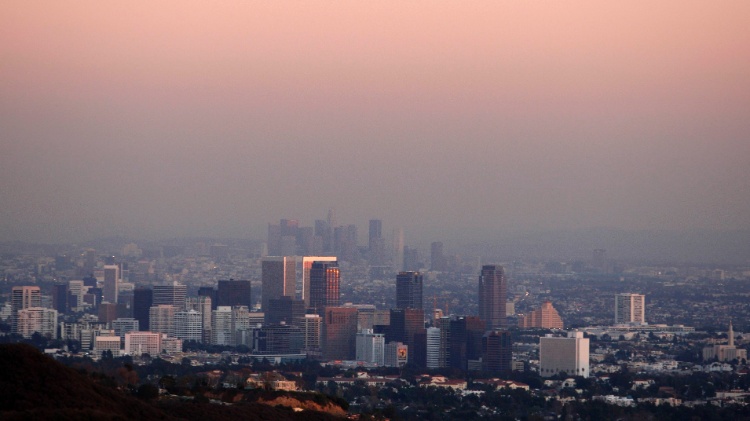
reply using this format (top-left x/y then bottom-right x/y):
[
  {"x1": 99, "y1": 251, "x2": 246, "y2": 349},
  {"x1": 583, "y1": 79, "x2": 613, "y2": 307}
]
[{"x1": 1, "y1": 1, "x2": 749, "y2": 242}]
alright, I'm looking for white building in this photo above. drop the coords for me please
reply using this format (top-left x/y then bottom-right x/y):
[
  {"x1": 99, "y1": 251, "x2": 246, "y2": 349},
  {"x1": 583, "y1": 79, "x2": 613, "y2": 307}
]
[
  {"x1": 356, "y1": 329, "x2": 385, "y2": 365},
  {"x1": 426, "y1": 327, "x2": 441, "y2": 369},
  {"x1": 175, "y1": 309, "x2": 203, "y2": 342},
  {"x1": 703, "y1": 321, "x2": 748, "y2": 362},
  {"x1": 302, "y1": 313, "x2": 321, "y2": 354},
  {"x1": 125, "y1": 331, "x2": 162, "y2": 356},
  {"x1": 185, "y1": 296, "x2": 212, "y2": 343},
  {"x1": 94, "y1": 335, "x2": 122, "y2": 358},
  {"x1": 212, "y1": 306, "x2": 234, "y2": 345},
  {"x1": 16, "y1": 307, "x2": 57, "y2": 338},
  {"x1": 540, "y1": 331, "x2": 590, "y2": 378},
  {"x1": 615, "y1": 293, "x2": 645, "y2": 324}
]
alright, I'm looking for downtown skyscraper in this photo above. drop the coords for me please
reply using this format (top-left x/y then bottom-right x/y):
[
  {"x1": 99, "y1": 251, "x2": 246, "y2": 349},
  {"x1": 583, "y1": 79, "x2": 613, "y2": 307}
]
[
  {"x1": 478, "y1": 265, "x2": 507, "y2": 329},
  {"x1": 396, "y1": 271, "x2": 423, "y2": 310},
  {"x1": 309, "y1": 261, "x2": 340, "y2": 313}
]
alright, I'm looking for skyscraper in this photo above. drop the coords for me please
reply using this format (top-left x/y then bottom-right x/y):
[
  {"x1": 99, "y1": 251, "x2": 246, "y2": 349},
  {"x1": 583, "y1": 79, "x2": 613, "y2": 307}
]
[
  {"x1": 261, "y1": 257, "x2": 296, "y2": 311},
  {"x1": 301, "y1": 256, "x2": 337, "y2": 307},
  {"x1": 309, "y1": 261, "x2": 340, "y2": 312},
  {"x1": 396, "y1": 271, "x2": 423, "y2": 310},
  {"x1": 217, "y1": 279, "x2": 252, "y2": 309},
  {"x1": 322, "y1": 306, "x2": 358, "y2": 361},
  {"x1": 614, "y1": 293, "x2": 645, "y2": 324},
  {"x1": 478, "y1": 265, "x2": 507, "y2": 329},
  {"x1": 368, "y1": 219, "x2": 385, "y2": 265},
  {"x1": 103, "y1": 265, "x2": 119, "y2": 304},
  {"x1": 133, "y1": 288, "x2": 153, "y2": 331},
  {"x1": 430, "y1": 242, "x2": 446, "y2": 272},
  {"x1": 388, "y1": 308, "x2": 426, "y2": 366},
  {"x1": 153, "y1": 282, "x2": 187, "y2": 308},
  {"x1": 482, "y1": 330, "x2": 512, "y2": 375}
]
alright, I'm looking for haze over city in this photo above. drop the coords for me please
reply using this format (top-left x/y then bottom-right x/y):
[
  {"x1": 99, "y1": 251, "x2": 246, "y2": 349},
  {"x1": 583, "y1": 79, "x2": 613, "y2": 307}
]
[{"x1": 2, "y1": 2, "x2": 749, "y2": 259}]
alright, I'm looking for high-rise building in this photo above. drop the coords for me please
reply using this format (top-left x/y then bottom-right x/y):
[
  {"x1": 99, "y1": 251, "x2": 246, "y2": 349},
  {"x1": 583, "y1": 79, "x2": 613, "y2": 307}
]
[
  {"x1": 388, "y1": 308, "x2": 426, "y2": 366},
  {"x1": 11, "y1": 286, "x2": 41, "y2": 334},
  {"x1": 356, "y1": 329, "x2": 385, "y2": 365},
  {"x1": 266, "y1": 296, "x2": 306, "y2": 326},
  {"x1": 448, "y1": 316, "x2": 486, "y2": 371},
  {"x1": 384, "y1": 342, "x2": 408, "y2": 367},
  {"x1": 539, "y1": 331, "x2": 590, "y2": 378},
  {"x1": 482, "y1": 330, "x2": 512, "y2": 375},
  {"x1": 52, "y1": 283, "x2": 69, "y2": 314},
  {"x1": 111, "y1": 318, "x2": 139, "y2": 339},
  {"x1": 426, "y1": 327, "x2": 441, "y2": 369},
  {"x1": 149, "y1": 305, "x2": 176, "y2": 337},
  {"x1": 302, "y1": 314, "x2": 322, "y2": 356},
  {"x1": 175, "y1": 310, "x2": 203, "y2": 342},
  {"x1": 392, "y1": 228, "x2": 404, "y2": 272},
  {"x1": 16, "y1": 307, "x2": 57, "y2": 338},
  {"x1": 217, "y1": 280, "x2": 252, "y2": 309},
  {"x1": 518, "y1": 301, "x2": 564, "y2": 329},
  {"x1": 322, "y1": 306, "x2": 358, "y2": 361},
  {"x1": 133, "y1": 288, "x2": 153, "y2": 331},
  {"x1": 185, "y1": 296, "x2": 212, "y2": 343},
  {"x1": 396, "y1": 271, "x2": 423, "y2": 310},
  {"x1": 68, "y1": 280, "x2": 86, "y2": 310},
  {"x1": 309, "y1": 261, "x2": 340, "y2": 313},
  {"x1": 261, "y1": 257, "x2": 296, "y2": 311},
  {"x1": 478, "y1": 265, "x2": 507, "y2": 329},
  {"x1": 103, "y1": 265, "x2": 119, "y2": 304},
  {"x1": 614, "y1": 293, "x2": 645, "y2": 324},
  {"x1": 152, "y1": 282, "x2": 187, "y2": 308},
  {"x1": 301, "y1": 256, "x2": 337, "y2": 307},
  {"x1": 430, "y1": 242, "x2": 446, "y2": 272},
  {"x1": 212, "y1": 306, "x2": 234, "y2": 346},
  {"x1": 198, "y1": 286, "x2": 217, "y2": 310}
]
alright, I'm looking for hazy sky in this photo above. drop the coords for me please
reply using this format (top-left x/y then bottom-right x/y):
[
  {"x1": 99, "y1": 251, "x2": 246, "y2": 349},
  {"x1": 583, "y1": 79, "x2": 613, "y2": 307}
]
[{"x1": 2, "y1": 1, "x2": 749, "y2": 243}]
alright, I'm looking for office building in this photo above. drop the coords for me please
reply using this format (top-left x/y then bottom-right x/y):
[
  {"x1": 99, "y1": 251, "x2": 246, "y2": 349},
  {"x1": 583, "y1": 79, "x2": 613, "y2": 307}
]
[
  {"x1": 186, "y1": 296, "x2": 212, "y2": 343},
  {"x1": 384, "y1": 342, "x2": 408, "y2": 368},
  {"x1": 302, "y1": 314, "x2": 322, "y2": 355},
  {"x1": 482, "y1": 330, "x2": 512, "y2": 374},
  {"x1": 426, "y1": 327, "x2": 441, "y2": 369},
  {"x1": 322, "y1": 306, "x2": 358, "y2": 361},
  {"x1": 396, "y1": 271, "x2": 423, "y2": 310},
  {"x1": 103, "y1": 265, "x2": 119, "y2": 304},
  {"x1": 261, "y1": 257, "x2": 296, "y2": 311},
  {"x1": 478, "y1": 265, "x2": 507, "y2": 329},
  {"x1": 212, "y1": 306, "x2": 234, "y2": 346},
  {"x1": 301, "y1": 256, "x2": 337, "y2": 307},
  {"x1": 68, "y1": 280, "x2": 86, "y2": 310},
  {"x1": 198, "y1": 286, "x2": 217, "y2": 310},
  {"x1": 309, "y1": 261, "x2": 340, "y2": 312},
  {"x1": 52, "y1": 283, "x2": 68, "y2": 314},
  {"x1": 149, "y1": 305, "x2": 176, "y2": 337},
  {"x1": 175, "y1": 309, "x2": 203, "y2": 342},
  {"x1": 94, "y1": 336, "x2": 122, "y2": 358},
  {"x1": 518, "y1": 300, "x2": 564, "y2": 329},
  {"x1": 615, "y1": 293, "x2": 645, "y2": 324},
  {"x1": 125, "y1": 331, "x2": 162, "y2": 356},
  {"x1": 132, "y1": 288, "x2": 153, "y2": 331},
  {"x1": 388, "y1": 308, "x2": 426, "y2": 366},
  {"x1": 152, "y1": 282, "x2": 187, "y2": 308},
  {"x1": 266, "y1": 296, "x2": 305, "y2": 326},
  {"x1": 111, "y1": 318, "x2": 139, "y2": 339},
  {"x1": 430, "y1": 242, "x2": 446, "y2": 272},
  {"x1": 448, "y1": 316, "x2": 486, "y2": 371},
  {"x1": 217, "y1": 279, "x2": 252, "y2": 309},
  {"x1": 356, "y1": 329, "x2": 385, "y2": 365},
  {"x1": 539, "y1": 331, "x2": 590, "y2": 378}
]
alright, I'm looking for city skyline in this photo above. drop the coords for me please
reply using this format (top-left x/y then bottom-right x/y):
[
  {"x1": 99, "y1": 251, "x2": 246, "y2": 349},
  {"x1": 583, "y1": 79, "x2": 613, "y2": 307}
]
[{"x1": 2, "y1": 2, "x2": 749, "y2": 245}]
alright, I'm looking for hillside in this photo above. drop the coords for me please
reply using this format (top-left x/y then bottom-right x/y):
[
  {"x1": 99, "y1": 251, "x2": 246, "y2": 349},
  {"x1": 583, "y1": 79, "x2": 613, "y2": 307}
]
[{"x1": 0, "y1": 344, "x2": 344, "y2": 420}]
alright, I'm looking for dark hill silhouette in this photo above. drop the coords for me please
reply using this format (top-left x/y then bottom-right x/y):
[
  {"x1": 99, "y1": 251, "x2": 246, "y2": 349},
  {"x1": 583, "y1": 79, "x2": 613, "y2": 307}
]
[{"x1": 0, "y1": 344, "x2": 344, "y2": 420}]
